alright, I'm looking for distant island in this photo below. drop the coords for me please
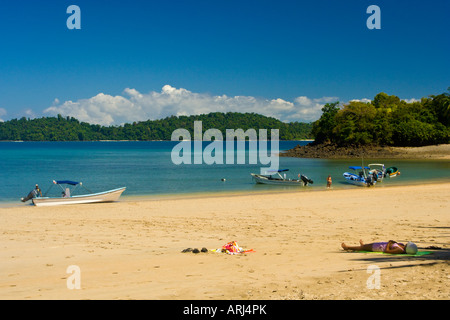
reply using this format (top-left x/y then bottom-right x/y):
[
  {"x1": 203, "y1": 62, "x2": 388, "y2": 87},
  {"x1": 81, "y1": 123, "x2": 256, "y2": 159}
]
[
  {"x1": 1, "y1": 90, "x2": 448, "y2": 152},
  {"x1": 281, "y1": 90, "x2": 450, "y2": 159},
  {"x1": 0, "y1": 112, "x2": 313, "y2": 141}
]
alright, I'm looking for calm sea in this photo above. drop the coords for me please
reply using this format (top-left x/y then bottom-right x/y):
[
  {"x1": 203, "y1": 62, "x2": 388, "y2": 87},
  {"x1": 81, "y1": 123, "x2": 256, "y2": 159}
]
[{"x1": 0, "y1": 141, "x2": 449, "y2": 205}]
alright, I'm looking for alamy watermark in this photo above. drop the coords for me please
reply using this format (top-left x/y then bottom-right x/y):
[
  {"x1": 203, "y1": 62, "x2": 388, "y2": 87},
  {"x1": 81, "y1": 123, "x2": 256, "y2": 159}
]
[
  {"x1": 366, "y1": 265, "x2": 381, "y2": 289},
  {"x1": 66, "y1": 4, "x2": 379, "y2": 31},
  {"x1": 367, "y1": 5, "x2": 381, "y2": 30},
  {"x1": 67, "y1": 5, "x2": 81, "y2": 30},
  {"x1": 66, "y1": 265, "x2": 81, "y2": 290},
  {"x1": 171, "y1": 121, "x2": 279, "y2": 174}
]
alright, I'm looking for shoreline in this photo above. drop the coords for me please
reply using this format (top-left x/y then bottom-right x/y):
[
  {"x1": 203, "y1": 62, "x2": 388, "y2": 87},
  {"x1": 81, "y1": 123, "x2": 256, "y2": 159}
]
[
  {"x1": 3, "y1": 178, "x2": 450, "y2": 209},
  {"x1": 1, "y1": 182, "x2": 448, "y2": 300}
]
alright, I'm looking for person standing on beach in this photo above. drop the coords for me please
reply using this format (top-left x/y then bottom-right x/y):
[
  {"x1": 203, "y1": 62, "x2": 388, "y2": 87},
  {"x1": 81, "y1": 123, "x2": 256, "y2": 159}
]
[{"x1": 326, "y1": 175, "x2": 332, "y2": 189}]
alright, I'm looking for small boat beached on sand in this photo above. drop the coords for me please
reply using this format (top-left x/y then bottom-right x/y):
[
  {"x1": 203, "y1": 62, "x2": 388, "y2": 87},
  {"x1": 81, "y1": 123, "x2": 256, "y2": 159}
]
[
  {"x1": 21, "y1": 180, "x2": 126, "y2": 207},
  {"x1": 251, "y1": 169, "x2": 313, "y2": 186}
]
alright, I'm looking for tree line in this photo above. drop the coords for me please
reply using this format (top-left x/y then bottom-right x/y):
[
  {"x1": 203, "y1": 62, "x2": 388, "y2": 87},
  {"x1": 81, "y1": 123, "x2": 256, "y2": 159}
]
[
  {"x1": 0, "y1": 112, "x2": 313, "y2": 141},
  {"x1": 2, "y1": 90, "x2": 448, "y2": 145},
  {"x1": 311, "y1": 90, "x2": 450, "y2": 147}
]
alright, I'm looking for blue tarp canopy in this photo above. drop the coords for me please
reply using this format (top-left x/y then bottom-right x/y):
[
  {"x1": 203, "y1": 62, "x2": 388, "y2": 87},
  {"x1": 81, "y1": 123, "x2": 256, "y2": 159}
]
[
  {"x1": 349, "y1": 166, "x2": 370, "y2": 170},
  {"x1": 266, "y1": 169, "x2": 289, "y2": 173},
  {"x1": 54, "y1": 180, "x2": 80, "y2": 186}
]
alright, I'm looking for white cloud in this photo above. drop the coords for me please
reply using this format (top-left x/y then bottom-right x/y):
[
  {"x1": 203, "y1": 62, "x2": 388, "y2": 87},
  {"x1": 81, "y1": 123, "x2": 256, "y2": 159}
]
[
  {"x1": 402, "y1": 98, "x2": 420, "y2": 104},
  {"x1": 24, "y1": 109, "x2": 36, "y2": 119},
  {"x1": 350, "y1": 98, "x2": 372, "y2": 103},
  {"x1": 286, "y1": 96, "x2": 340, "y2": 122},
  {"x1": 351, "y1": 97, "x2": 421, "y2": 105},
  {"x1": 45, "y1": 93, "x2": 136, "y2": 125},
  {"x1": 0, "y1": 108, "x2": 6, "y2": 122},
  {"x1": 44, "y1": 85, "x2": 340, "y2": 125}
]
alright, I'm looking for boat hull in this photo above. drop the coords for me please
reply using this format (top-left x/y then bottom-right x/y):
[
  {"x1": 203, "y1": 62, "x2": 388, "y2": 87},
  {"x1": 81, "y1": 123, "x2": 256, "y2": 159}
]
[
  {"x1": 32, "y1": 187, "x2": 126, "y2": 207},
  {"x1": 251, "y1": 173, "x2": 306, "y2": 186}
]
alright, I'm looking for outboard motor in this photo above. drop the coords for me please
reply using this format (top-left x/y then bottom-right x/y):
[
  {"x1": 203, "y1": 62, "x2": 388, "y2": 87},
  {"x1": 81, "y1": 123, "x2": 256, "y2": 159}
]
[
  {"x1": 366, "y1": 175, "x2": 374, "y2": 186},
  {"x1": 300, "y1": 174, "x2": 314, "y2": 186},
  {"x1": 372, "y1": 171, "x2": 378, "y2": 182}
]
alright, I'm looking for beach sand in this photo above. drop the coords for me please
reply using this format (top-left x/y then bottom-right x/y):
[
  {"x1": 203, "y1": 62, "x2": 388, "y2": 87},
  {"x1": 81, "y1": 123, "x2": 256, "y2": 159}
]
[
  {"x1": 390, "y1": 144, "x2": 450, "y2": 160},
  {"x1": 1, "y1": 183, "x2": 449, "y2": 300}
]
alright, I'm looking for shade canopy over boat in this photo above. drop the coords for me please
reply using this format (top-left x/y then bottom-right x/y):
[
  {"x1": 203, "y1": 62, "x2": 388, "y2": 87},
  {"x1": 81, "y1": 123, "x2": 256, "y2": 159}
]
[
  {"x1": 53, "y1": 180, "x2": 80, "y2": 186},
  {"x1": 348, "y1": 166, "x2": 370, "y2": 170},
  {"x1": 368, "y1": 164, "x2": 385, "y2": 169},
  {"x1": 264, "y1": 169, "x2": 289, "y2": 173}
]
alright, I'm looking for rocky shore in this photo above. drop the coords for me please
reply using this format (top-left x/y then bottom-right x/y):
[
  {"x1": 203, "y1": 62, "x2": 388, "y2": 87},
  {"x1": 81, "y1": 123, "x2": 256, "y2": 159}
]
[{"x1": 280, "y1": 142, "x2": 450, "y2": 159}]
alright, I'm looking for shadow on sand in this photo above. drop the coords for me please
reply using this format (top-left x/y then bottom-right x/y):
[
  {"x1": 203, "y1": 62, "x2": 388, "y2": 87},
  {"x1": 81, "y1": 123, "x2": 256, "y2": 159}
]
[{"x1": 339, "y1": 247, "x2": 450, "y2": 272}]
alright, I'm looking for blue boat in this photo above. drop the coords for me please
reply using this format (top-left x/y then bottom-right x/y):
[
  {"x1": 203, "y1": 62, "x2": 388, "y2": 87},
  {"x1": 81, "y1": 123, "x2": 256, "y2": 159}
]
[{"x1": 343, "y1": 166, "x2": 376, "y2": 187}]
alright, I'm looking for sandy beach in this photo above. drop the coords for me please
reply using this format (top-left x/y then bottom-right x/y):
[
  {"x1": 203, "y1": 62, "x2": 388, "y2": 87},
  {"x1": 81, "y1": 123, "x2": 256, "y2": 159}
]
[{"x1": 1, "y1": 182, "x2": 449, "y2": 300}]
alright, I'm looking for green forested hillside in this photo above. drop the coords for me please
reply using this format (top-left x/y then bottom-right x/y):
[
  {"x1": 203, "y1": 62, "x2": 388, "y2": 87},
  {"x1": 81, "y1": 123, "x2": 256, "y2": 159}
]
[
  {"x1": 311, "y1": 90, "x2": 450, "y2": 147},
  {"x1": 0, "y1": 112, "x2": 313, "y2": 141},
  {"x1": 3, "y1": 90, "x2": 448, "y2": 145}
]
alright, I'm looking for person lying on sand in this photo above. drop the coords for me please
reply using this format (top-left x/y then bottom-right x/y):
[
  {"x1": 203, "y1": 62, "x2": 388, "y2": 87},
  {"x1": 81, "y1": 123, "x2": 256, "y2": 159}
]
[{"x1": 341, "y1": 239, "x2": 418, "y2": 254}]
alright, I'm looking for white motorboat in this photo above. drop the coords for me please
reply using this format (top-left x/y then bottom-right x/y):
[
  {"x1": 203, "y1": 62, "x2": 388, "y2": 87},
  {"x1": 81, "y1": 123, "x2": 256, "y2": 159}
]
[
  {"x1": 368, "y1": 163, "x2": 386, "y2": 181},
  {"x1": 251, "y1": 169, "x2": 313, "y2": 186},
  {"x1": 22, "y1": 180, "x2": 126, "y2": 207}
]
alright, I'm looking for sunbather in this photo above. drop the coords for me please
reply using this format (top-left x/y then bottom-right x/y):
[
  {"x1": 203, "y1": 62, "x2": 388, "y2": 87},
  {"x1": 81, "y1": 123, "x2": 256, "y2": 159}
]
[{"x1": 341, "y1": 239, "x2": 418, "y2": 254}]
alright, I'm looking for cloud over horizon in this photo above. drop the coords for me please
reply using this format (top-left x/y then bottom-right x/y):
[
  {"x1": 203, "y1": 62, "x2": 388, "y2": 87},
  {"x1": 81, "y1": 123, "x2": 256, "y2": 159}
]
[
  {"x1": 0, "y1": 108, "x2": 7, "y2": 122},
  {"x1": 44, "y1": 85, "x2": 340, "y2": 126}
]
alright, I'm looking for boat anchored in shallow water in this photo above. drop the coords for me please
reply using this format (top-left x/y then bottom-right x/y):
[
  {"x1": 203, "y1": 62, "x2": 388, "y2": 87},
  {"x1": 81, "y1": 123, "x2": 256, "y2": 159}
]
[
  {"x1": 343, "y1": 166, "x2": 376, "y2": 187},
  {"x1": 368, "y1": 163, "x2": 386, "y2": 182},
  {"x1": 367, "y1": 163, "x2": 400, "y2": 179},
  {"x1": 251, "y1": 169, "x2": 313, "y2": 186},
  {"x1": 386, "y1": 166, "x2": 400, "y2": 177},
  {"x1": 21, "y1": 180, "x2": 126, "y2": 207}
]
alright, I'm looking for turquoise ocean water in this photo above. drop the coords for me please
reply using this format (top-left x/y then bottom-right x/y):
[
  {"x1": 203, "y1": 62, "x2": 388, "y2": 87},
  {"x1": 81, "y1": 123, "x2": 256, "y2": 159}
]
[{"x1": 0, "y1": 141, "x2": 449, "y2": 205}]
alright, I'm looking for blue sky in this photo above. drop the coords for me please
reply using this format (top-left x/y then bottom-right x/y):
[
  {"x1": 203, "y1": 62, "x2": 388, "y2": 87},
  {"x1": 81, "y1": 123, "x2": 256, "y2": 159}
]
[{"x1": 0, "y1": 0, "x2": 448, "y2": 124}]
